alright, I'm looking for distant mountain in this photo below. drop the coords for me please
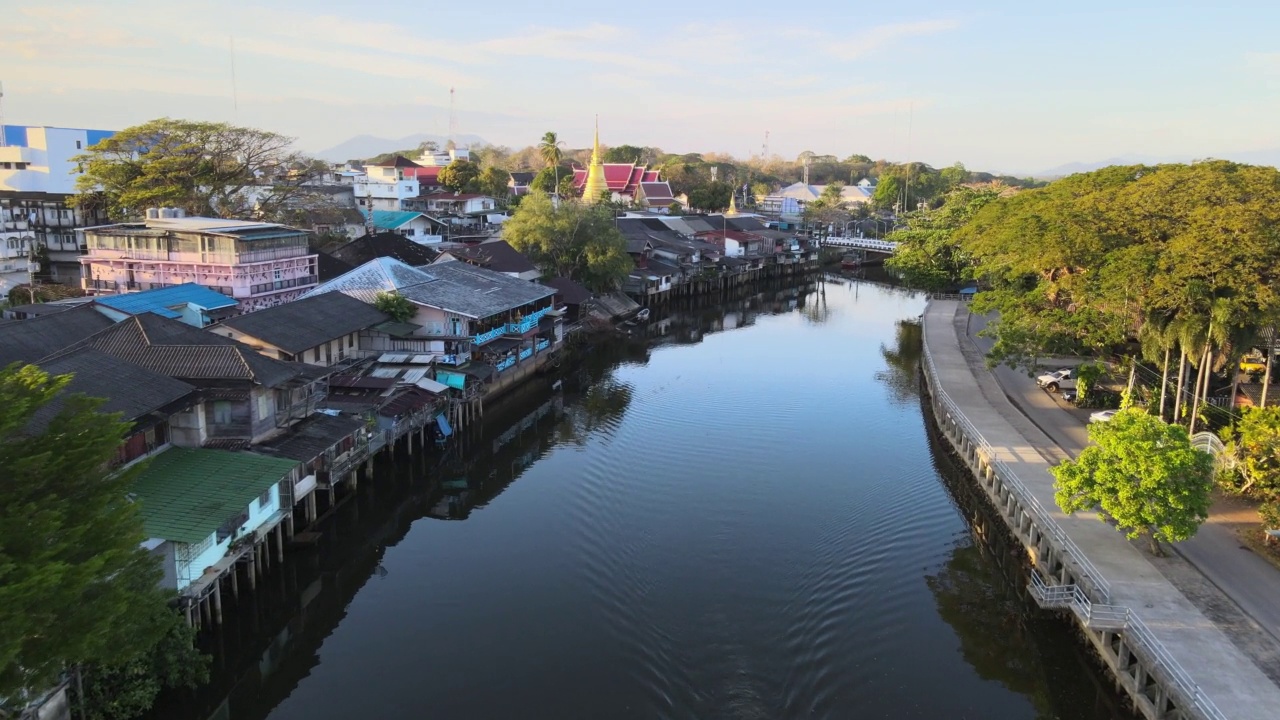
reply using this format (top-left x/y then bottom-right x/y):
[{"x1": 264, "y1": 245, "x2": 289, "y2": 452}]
[
  {"x1": 1030, "y1": 150, "x2": 1280, "y2": 179},
  {"x1": 315, "y1": 133, "x2": 489, "y2": 162}
]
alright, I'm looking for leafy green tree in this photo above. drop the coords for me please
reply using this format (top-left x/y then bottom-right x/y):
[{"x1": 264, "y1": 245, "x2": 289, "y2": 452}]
[
  {"x1": 476, "y1": 166, "x2": 510, "y2": 199},
  {"x1": 503, "y1": 191, "x2": 632, "y2": 291},
  {"x1": 438, "y1": 159, "x2": 480, "y2": 192},
  {"x1": 72, "y1": 118, "x2": 325, "y2": 221},
  {"x1": 872, "y1": 174, "x2": 902, "y2": 211},
  {"x1": 1222, "y1": 406, "x2": 1280, "y2": 497},
  {"x1": 1051, "y1": 408, "x2": 1214, "y2": 555},
  {"x1": 78, "y1": 605, "x2": 208, "y2": 720},
  {"x1": 885, "y1": 184, "x2": 1005, "y2": 290},
  {"x1": 538, "y1": 132, "x2": 564, "y2": 168},
  {"x1": 686, "y1": 181, "x2": 733, "y2": 211},
  {"x1": 940, "y1": 162, "x2": 970, "y2": 188},
  {"x1": 0, "y1": 364, "x2": 199, "y2": 701},
  {"x1": 373, "y1": 291, "x2": 415, "y2": 322},
  {"x1": 602, "y1": 144, "x2": 645, "y2": 163}
]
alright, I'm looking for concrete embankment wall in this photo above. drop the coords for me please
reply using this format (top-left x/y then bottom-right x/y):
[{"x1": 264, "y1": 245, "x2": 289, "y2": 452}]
[{"x1": 919, "y1": 300, "x2": 1280, "y2": 720}]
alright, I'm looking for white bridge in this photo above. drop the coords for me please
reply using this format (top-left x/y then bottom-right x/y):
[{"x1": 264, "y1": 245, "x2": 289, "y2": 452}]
[{"x1": 820, "y1": 236, "x2": 899, "y2": 253}]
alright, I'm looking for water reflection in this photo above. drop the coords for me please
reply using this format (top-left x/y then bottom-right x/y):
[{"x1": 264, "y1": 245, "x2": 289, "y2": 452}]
[
  {"x1": 150, "y1": 275, "x2": 1127, "y2": 720},
  {"x1": 877, "y1": 318, "x2": 923, "y2": 403}
]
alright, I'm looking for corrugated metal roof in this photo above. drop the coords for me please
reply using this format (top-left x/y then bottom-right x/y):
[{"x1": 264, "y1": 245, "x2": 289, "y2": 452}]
[
  {"x1": 305, "y1": 256, "x2": 555, "y2": 320},
  {"x1": 130, "y1": 448, "x2": 299, "y2": 543},
  {"x1": 368, "y1": 210, "x2": 428, "y2": 230},
  {"x1": 94, "y1": 283, "x2": 238, "y2": 316}
]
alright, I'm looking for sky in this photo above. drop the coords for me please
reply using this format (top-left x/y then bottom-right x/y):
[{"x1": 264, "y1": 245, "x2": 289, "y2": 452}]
[{"x1": 6, "y1": 0, "x2": 1280, "y2": 175}]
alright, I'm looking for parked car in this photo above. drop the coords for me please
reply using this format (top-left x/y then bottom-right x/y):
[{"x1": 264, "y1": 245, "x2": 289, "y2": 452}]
[
  {"x1": 1036, "y1": 368, "x2": 1076, "y2": 393},
  {"x1": 1241, "y1": 358, "x2": 1267, "y2": 373},
  {"x1": 1089, "y1": 409, "x2": 1119, "y2": 423}
]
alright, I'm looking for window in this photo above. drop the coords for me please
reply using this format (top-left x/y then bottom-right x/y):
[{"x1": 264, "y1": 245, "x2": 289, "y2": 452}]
[
  {"x1": 212, "y1": 401, "x2": 232, "y2": 424},
  {"x1": 257, "y1": 392, "x2": 270, "y2": 420},
  {"x1": 311, "y1": 347, "x2": 319, "y2": 363},
  {"x1": 76, "y1": 140, "x2": 82, "y2": 149},
  {"x1": 347, "y1": 333, "x2": 355, "y2": 348},
  {"x1": 258, "y1": 487, "x2": 273, "y2": 508}
]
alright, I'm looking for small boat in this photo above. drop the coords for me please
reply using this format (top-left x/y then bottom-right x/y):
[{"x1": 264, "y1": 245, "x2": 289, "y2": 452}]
[
  {"x1": 841, "y1": 254, "x2": 861, "y2": 270},
  {"x1": 635, "y1": 308, "x2": 651, "y2": 322}
]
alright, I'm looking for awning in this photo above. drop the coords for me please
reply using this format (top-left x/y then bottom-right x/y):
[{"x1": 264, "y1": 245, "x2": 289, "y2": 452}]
[
  {"x1": 435, "y1": 413, "x2": 454, "y2": 437},
  {"x1": 416, "y1": 377, "x2": 450, "y2": 394}
]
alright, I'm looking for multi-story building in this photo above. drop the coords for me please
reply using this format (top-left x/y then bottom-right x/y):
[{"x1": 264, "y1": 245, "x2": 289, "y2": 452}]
[
  {"x1": 0, "y1": 125, "x2": 116, "y2": 293},
  {"x1": 81, "y1": 209, "x2": 318, "y2": 312},
  {"x1": 353, "y1": 156, "x2": 421, "y2": 212},
  {"x1": 0, "y1": 125, "x2": 115, "y2": 194},
  {"x1": 0, "y1": 192, "x2": 108, "y2": 292}
]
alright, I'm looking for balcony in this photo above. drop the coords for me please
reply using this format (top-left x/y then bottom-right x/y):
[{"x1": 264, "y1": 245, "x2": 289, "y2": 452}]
[
  {"x1": 518, "y1": 347, "x2": 533, "y2": 361},
  {"x1": 472, "y1": 326, "x2": 505, "y2": 346},
  {"x1": 496, "y1": 356, "x2": 516, "y2": 372},
  {"x1": 506, "y1": 307, "x2": 551, "y2": 335},
  {"x1": 535, "y1": 338, "x2": 550, "y2": 353}
]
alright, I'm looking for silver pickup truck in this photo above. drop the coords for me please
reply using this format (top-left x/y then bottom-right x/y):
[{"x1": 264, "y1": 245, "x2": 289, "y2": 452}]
[{"x1": 1035, "y1": 368, "x2": 1076, "y2": 393}]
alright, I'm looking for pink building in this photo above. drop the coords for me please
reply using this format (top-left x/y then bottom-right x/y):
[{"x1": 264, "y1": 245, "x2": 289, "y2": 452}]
[{"x1": 81, "y1": 210, "x2": 317, "y2": 312}]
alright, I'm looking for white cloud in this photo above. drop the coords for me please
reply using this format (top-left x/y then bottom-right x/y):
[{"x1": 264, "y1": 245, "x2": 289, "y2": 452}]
[{"x1": 825, "y1": 19, "x2": 962, "y2": 61}]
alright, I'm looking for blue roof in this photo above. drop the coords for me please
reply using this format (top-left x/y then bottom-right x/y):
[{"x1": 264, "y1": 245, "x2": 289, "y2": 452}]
[
  {"x1": 95, "y1": 283, "x2": 237, "y2": 318},
  {"x1": 367, "y1": 210, "x2": 424, "y2": 230}
]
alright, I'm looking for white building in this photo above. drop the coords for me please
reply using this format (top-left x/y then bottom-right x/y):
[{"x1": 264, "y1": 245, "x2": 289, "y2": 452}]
[
  {"x1": 0, "y1": 125, "x2": 115, "y2": 194},
  {"x1": 353, "y1": 157, "x2": 421, "y2": 212}
]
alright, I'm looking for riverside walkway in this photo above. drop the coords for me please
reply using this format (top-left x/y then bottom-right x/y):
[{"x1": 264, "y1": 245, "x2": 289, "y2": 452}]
[{"x1": 923, "y1": 300, "x2": 1280, "y2": 720}]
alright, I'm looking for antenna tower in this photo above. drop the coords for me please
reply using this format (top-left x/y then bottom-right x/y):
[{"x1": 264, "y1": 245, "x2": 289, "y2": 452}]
[
  {"x1": 448, "y1": 87, "x2": 458, "y2": 145},
  {"x1": 762, "y1": 130, "x2": 769, "y2": 159},
  {"x1": 0, "y1": 81, "x2": 6, "y2": 147}
]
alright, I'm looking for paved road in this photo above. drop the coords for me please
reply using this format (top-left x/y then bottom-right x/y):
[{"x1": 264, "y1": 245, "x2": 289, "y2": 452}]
[{"x1": 965, "y1": 309, "x2": 1280, "y2": 643}]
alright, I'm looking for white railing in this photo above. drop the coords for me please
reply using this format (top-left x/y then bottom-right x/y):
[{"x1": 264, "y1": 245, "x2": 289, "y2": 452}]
[
  {"x1": 923, "y1": 301, "x2": 1226, "y2": 720},
  {"x1": 821, "y1": 236, "x2": 899, "y2": 252}
]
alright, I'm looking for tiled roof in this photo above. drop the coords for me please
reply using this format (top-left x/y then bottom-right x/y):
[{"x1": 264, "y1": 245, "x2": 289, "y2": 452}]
[
  {"x1": 130, "y1": 448, "x2": 299, "y2": 543},
  {"x1": 638, "y1": 182, "x2": 675, "y2": 201},
  {"x1": 30, "y1": 348, "x2": 196, "y2": 433},
  {"x1": 255, "y1": 413, "x2": 365, "y2": 464},
  {"x1": 94, "y1": 283, "x2": 237, "y2": 319},
  {"x1": 545, "y1": 276, "x2": 592, "y2": 305},
  {"x1": 305, "y1": 256, "x2": 555, "y2": 320},
  {"x1": 438, "y1": 240, "x2": 538, "y2": 275},
  {"x1": 371, "y1": 155, "x2": 422, "y2": 168},
  {"x1": 213, "y1": 292, "x2": 389, "y2": 354},
  {"x1": 331, "y1": 231, "x2": 443, "y2": 267},
  {"x1": 724, "y1": 216, "x2": 767, "y2": 232},
  {"x1": 0, "y1": 304, "x2": 115, "y2": 366},
  {"x1": 60, "y1": 313, "x2": 300, "y2": 387},
  {"x1": 316, "y1": 250, "x2": 357, "y2": 282},
  {"x1": 509, "y1": 172, "x2": 534, "y2": 185}
]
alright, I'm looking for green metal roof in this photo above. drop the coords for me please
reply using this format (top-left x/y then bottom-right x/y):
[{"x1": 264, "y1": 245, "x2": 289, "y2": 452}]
[{"x1": 130, "y1": 448, "x2": 299, "y2": 544}]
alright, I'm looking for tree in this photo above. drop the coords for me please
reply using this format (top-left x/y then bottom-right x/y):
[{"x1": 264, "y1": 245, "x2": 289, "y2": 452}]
[
  {"x1": 1050, "y1": 408, "x2": 1214, "y2": 555},
  {"x1": 686, "y1": 181, "x2": 733, "y2": 212},
  {"x1": 72, "y1": 118, "x2": 325, "y2": 221},
  {"x1": 1222, "y1": 406, "x2": 1280, "y2": 498},
  {"x1": 476, "y1": 166, "x2": 510, "y2": 199},
  {"x1": 885, "y1": 184, "x2": 1006, "y2": 290},
  {"x1": 0, "y1": 364, "x2": 200, "y2": 701},
  {"x1": 374, "y1": 291, "x2": 415, "y2": 322},
  {"x1": 872, "y1": 174, "x2": 903, "y2": 211},
  {"x1": 502, "y1": 191, "x2": 632, "y2": 291},
  {"x1": 602, "y1": 144, "x2": 646, "y2": 164},
  {"x1": 438, "y1": 159, "x2": 480, "y2": 193},
  {"x1": 530, "y1": 165, "x2": 576, "y2": 196},
  {"x1": 78, "y1": 605, "x2": 207, "y2": 720}
]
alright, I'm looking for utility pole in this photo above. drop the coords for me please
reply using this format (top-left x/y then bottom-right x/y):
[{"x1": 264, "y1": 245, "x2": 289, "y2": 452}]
[{"x1": 0, "y1": 81, "x2": 6, "y2": 147}]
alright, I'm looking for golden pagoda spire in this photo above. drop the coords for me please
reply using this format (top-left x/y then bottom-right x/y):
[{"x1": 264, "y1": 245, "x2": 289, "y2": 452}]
[
  {"x1": 582, "y1": 114, "x2": 609, "y2": 204},
  {"x1": 726, "y1": 193, "x2": 740, "y2": 216}
]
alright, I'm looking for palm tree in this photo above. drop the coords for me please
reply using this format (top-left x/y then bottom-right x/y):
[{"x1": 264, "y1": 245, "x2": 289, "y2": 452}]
[{"x1": 539, "y1": 132, "x2": 565, "y2": 198}]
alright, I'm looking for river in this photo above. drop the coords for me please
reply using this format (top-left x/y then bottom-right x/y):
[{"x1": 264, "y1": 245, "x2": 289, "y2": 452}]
[{"x1": 155, "y1": 274, "x2": 1130, "y2": 720}]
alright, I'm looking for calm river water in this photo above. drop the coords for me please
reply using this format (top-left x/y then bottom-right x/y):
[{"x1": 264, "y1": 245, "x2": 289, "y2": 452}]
[{"x1": 156, "y1": 275, "x2": 1129, "y2": 720}]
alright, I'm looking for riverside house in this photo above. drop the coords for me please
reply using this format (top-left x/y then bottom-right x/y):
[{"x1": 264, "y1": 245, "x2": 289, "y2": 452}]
[
  {"x1": 62, "y1": 313, "x2": 329, "y2": 446},
  {"x1": 303, "y1": 256, "x2": 560, "y2": 385},
  {"x1": 210, "y1": 291, "x2": 391, "y2": 367}
]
